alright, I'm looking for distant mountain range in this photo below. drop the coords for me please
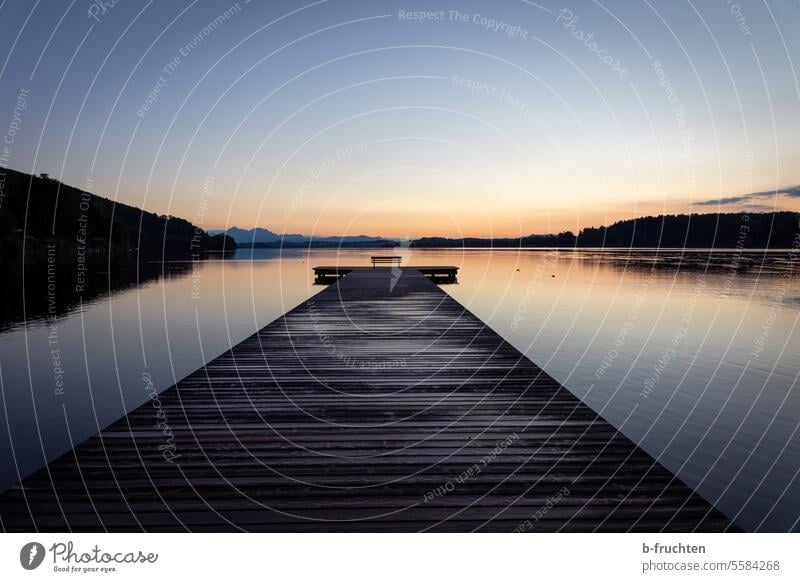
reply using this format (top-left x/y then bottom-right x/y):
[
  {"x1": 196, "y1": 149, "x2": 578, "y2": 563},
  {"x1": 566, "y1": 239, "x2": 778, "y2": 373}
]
[
  {"x1": 209, "y1": 227, "x2": 394, "y2": 247},
  {"x1": 210, "y1": 212, "x2": 800, "y2": 249}
]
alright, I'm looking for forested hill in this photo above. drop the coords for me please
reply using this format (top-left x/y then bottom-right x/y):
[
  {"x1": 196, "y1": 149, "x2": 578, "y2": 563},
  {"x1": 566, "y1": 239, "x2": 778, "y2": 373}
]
[
  {"x1": 411, "y1": 212, "x2": 800, "y2": 249},
  {"x1": 0, "y1": 167, "x2": 235, "y2": 259},
  {"x1": 576, "y1": 212, "x2": 800, "y2": 248}
]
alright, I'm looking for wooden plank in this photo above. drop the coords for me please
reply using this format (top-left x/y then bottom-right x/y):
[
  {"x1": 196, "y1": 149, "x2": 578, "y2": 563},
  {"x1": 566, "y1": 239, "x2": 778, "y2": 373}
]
[{"x1": 0, "y1": 268, "x2": 734, "y2": 532}]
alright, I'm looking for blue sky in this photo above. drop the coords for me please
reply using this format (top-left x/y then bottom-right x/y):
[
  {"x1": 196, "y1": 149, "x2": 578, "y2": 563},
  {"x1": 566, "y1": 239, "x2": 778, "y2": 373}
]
[{"x1": 1, "y1": 0, "x2": 798, "y2": 236}]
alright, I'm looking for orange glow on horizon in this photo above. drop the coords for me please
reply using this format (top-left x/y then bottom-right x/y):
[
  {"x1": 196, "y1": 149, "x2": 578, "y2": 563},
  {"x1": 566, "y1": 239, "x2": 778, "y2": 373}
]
[{"x1": 203, "y1": 197, "x2": 800, "y2": 239}]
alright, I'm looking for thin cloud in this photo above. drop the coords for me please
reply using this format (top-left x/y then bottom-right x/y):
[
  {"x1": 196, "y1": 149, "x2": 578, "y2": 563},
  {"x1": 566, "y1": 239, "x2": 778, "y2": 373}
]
[
  {"x1": 693, "y1": 185, "x2": 800, "y2": 206},
  {"x1": 743, "y1": 203, "x2": 781, "y2": 213}
]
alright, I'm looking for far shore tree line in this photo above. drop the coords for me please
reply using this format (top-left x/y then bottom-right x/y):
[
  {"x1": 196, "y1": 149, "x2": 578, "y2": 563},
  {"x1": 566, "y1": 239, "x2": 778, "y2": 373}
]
[
  {"x1": 2, "y1": 167, "x2": 798, "y2": 261},
  {"x1": 410, "y1": 212, "x2": 800, "y2": 249}
]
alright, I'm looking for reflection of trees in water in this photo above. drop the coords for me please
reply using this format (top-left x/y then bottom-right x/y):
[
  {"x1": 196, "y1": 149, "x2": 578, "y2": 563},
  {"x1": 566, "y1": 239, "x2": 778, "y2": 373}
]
[
  {"x1": 570, "y1": 250, "x2": 798, "y2": 277},
  {"x1": 0, "y1": 259, "x2": 195, "y2": 331}
]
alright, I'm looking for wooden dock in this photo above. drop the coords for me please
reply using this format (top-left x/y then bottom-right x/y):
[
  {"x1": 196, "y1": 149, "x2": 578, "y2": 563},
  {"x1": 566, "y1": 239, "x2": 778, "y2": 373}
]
[{"x1": 0, "y1": 267, "x2": 733, "y2": 532}]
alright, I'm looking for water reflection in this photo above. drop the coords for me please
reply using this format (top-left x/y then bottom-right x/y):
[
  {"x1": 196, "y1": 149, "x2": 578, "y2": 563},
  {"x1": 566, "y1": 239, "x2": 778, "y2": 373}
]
[
  {"x1": 435, "y1": 248, "x2": 800, "y2": 532},
  {"x1": 0, "y1": 247, "x2": 797, "y2": 531},
  {"x1": 0, "y1": 260, "x2": 193, "y2": 332}
]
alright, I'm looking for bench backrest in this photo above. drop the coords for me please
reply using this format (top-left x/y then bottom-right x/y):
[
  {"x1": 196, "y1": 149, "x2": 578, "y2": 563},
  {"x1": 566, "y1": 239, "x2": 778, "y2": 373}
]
[{"x1": 371, "y1": 256, "x2": 402, "y2": 266}]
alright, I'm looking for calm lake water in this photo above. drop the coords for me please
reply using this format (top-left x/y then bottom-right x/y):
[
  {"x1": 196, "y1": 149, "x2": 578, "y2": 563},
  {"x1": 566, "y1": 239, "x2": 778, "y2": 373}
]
[{"x1": 1, "y1": 248, "x2": 798, "y2": 531}]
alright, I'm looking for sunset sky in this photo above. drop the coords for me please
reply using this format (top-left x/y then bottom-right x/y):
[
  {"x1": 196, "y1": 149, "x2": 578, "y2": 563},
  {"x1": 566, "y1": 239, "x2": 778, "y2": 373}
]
[{"x1": 1, "y1": 0, "x2": 799, "y2": 238}]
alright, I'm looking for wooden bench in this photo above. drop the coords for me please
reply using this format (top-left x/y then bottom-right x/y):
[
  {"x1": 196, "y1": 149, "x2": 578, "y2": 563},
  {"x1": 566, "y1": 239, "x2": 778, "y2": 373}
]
[{"x1": 371, "y1": 256, "x2": 402, "y2": 268}]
